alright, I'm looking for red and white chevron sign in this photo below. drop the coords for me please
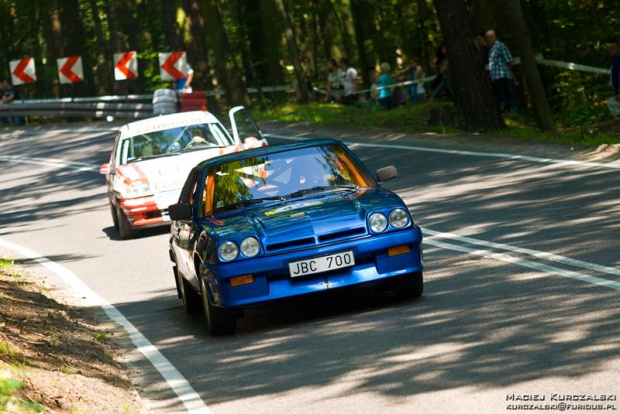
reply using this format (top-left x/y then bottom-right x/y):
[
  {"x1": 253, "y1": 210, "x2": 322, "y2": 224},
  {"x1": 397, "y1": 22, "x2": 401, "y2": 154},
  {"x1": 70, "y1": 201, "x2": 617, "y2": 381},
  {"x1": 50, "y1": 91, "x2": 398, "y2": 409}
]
[
  {"x1": 10, "y1": 57, "x2": 36, "y2": 85},
  {"x1": 114, "y1": 51, "x2": 138, "y2": 80},
  {"x1": 159, "y1": 51, "x2": 187, "y2": 81},
  {"x1": 57, "y1": 56, "x2": 84, "y2": 84}
]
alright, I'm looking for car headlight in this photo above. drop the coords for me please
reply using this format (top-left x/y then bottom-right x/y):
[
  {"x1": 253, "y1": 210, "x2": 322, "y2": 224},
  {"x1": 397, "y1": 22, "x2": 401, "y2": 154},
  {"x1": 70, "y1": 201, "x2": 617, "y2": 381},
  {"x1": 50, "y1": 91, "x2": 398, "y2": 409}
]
[
  {"x1": 369, "y1": 212, "x2": 388, "y2": 233},
  {"x1": 126, "y1": 181, "x2": 152, "y2": 198},
  {"x1": 389, "y1": 208, "x2": 409, "y2": 228},
  {"x1": 240, "y1": 237, "x2": 260, "y2": 258},
  {"x1": 218, "y1": 241, "x2": 239, "y2": 261}
]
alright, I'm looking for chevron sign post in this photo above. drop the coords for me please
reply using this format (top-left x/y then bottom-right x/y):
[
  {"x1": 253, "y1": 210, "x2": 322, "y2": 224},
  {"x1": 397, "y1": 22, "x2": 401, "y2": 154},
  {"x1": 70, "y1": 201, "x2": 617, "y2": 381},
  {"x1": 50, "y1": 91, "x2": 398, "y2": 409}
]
[
  {"x1": 159, "y1": 51, "x2": 187, "y2": 81},
  {"x1": 114, "y1": 51, "x2": 138, "y2": 80},
  {"x1": 57, "y1": 56, "x2": 84, "y2": 84},
  {"x1": 10, "y1": 57, "x2": 36, "y2": 85}
]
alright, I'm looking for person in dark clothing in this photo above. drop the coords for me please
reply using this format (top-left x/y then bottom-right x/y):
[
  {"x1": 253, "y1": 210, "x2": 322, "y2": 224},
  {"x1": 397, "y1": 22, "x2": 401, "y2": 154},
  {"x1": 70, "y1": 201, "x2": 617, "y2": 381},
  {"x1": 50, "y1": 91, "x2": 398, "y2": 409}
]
[
  {"x1": 607, "y1": 42, "x2": 620, "y2": 117},
  {"x1": 1, "y1": 79, "x2": 24, "y2": 126}
]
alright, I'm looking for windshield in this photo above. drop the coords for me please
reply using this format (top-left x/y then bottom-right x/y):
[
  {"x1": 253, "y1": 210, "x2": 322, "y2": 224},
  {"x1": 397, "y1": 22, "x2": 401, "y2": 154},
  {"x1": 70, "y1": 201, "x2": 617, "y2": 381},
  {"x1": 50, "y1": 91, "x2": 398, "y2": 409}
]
[
  {"x1": 119, "y1": 122, "x2": 233, "y2": 164},
  {"x1": 205, "y1": 144, "x2": 374, "y2": 213}
]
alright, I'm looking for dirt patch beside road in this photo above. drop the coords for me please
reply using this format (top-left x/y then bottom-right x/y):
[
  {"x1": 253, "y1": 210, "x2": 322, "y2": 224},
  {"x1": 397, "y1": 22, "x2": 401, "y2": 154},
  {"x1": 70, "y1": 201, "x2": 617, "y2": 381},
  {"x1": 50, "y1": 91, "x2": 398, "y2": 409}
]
[{"x1": 0, "y1": 258, "x2": 144, "y2": 413}]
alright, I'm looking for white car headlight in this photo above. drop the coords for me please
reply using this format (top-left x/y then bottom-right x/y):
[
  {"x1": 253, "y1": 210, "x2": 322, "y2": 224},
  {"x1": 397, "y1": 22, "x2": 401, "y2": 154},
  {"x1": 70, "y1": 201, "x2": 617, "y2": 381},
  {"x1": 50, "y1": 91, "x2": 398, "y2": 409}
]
[
  {"x1": 389, "y1": 208, "x2": 409, "y2": 228},
  {"x1": 369, "y1": 212, "x2": 388, "y2": 233},
  {"x1": 218, "y1": 241, "x2": 239, "y2": 261},
  {"x1": 240, "y1": 237, "x2": 260, "y2": 258},
  {"x1": 127, "y1": 181, "x2": 152, "y2": 198}
]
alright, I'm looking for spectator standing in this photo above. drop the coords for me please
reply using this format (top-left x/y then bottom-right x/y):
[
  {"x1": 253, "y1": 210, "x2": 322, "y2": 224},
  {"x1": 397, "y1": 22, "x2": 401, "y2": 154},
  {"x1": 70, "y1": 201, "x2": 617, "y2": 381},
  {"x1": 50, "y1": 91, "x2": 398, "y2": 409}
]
[
  {"x1": 324, "y1": 58, "x2": 343, "y2": 103},
  {"x1": 475, "y1": 33, "x2": 490, "y2": 65},
  {"x1": 430, "y1": 46, "x2": 452, "y2": 100},
  {"x1": 338, "y1": 58, "x2": 358, "y2": 105},
  {"x1": 607, "y1": 42, "x2": 620, "y2": 117},
  {"x1": 407, "y1": 57, "x2": 426, "y2": 104},
  {"x1": 376, "y1": 62, "x2": 395, "y2": 109},
  {"x1": 486, "y1": 30, "x2": 516, "y2": 112},
  {"x1": 1, "y1": 79, "x2": 24, "y2": 126},
  {"x1": 175, "y1": 64, "x2": 194, "y2": 93}
]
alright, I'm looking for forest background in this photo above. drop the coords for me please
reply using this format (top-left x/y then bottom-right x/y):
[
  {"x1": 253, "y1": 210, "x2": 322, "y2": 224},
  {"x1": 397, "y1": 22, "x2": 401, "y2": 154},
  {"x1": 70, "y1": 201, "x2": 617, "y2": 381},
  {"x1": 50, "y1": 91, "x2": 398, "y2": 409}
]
[{"x1": 0, "y1": 0, "x2": 618, "y2": 141}]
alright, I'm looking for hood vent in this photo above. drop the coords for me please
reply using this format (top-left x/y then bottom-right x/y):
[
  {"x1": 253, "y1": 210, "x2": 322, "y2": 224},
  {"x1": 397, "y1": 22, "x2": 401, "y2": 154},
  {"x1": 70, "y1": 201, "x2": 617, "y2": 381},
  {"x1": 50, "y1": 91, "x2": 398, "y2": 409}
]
[
  {"x1": 318, "y1": 227, "x2": 366, "y2": 243},
  {"x1": 266, "y1": 237, "x2": 315, "y2": 252}
]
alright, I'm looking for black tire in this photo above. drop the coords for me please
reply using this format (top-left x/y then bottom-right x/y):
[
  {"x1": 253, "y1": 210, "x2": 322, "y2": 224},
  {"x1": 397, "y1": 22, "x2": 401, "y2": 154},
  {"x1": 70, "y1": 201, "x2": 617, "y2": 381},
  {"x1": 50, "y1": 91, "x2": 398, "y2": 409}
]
[
  {"x1": 177, "y1": 268, "x2": 201, "y2": 314},
  {"x1": 110, "y1": 203, "x2": 119, "y2": 230},
  {"x1": 200, "y1": 277, "x2": 236, "y2": 335},
  {"x1": 116, "y1": 207, "x2": 135, "y2": 240},
  {"x1": 392, "y1": 271, "x2": 423, "y2": 300},
  {"x1": 172, "y1": 265, "x2": 182, "y2": 299}
]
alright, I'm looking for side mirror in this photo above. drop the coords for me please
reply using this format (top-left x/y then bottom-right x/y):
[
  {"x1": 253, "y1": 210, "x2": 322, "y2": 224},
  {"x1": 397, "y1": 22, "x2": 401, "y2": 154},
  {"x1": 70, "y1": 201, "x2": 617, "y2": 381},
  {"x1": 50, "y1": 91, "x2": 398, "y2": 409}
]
[
  {"x1": 376, "y1": 166, "x2": 398, "y2": 183},
  {"x1": 99, "y1": 163, "x2": 110, "y2": 175},
  {"x1": 169, "y1": 203, "x2": 192, "y2": 221}
]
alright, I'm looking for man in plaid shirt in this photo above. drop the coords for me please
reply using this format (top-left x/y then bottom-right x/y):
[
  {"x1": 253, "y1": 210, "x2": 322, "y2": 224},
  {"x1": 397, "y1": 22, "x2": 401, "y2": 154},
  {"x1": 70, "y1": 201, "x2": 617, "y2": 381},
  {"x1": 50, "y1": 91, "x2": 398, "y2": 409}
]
[{"x1": 486, "y1": 30, "x2": 516, "y2": 112}]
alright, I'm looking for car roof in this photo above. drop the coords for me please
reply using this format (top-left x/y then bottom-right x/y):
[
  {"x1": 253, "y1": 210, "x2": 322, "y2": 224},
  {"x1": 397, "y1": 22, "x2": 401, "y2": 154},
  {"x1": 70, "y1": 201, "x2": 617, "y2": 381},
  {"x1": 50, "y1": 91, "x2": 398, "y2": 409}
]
[
  {"x1": 196, "y1": 138, "x2": 342, "y2": 170},
  {"x1": 120, "y1": 111, "x2": 220, "y2": 138}
]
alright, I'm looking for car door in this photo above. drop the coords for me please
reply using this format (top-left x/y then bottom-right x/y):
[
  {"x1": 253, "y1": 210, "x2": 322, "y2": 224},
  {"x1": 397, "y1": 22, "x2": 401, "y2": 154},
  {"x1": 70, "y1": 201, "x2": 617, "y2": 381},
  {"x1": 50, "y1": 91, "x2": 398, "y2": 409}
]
[
  {"x1": 171, "y1": 168, "x2": 200, "y2": 280},
  {"x1": 228, "y1": 106, "x2": 268, "y2": 148}
]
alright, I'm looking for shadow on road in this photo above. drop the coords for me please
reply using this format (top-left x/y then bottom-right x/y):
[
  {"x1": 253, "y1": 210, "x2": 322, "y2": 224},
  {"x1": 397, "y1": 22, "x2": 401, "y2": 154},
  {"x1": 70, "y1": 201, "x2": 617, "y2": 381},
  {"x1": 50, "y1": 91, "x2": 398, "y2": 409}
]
[{"x1": 112, "y1": 252, "x2": 619, "y2": 404}]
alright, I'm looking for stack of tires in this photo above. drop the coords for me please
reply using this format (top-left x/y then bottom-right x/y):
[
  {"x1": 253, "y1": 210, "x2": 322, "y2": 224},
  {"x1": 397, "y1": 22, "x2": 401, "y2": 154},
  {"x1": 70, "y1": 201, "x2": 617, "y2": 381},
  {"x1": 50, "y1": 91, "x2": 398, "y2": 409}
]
[
  {"x1": 153, "y1": 89, "x2": 179, "y2": 115},
  {"x1": 179, "y1": 91, "x2": 208, "y2": 112}
]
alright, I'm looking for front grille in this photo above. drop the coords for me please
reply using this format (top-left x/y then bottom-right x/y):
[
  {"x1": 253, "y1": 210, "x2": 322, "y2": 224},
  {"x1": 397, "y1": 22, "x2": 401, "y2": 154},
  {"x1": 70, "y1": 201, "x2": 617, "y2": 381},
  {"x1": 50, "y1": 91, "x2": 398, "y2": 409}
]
[
  {"x1": 318, "y1": 227, "x2": 366, "y2": 243},
  {"x1": 266, "y1": 237, "x2": 315, "y2": 252}
]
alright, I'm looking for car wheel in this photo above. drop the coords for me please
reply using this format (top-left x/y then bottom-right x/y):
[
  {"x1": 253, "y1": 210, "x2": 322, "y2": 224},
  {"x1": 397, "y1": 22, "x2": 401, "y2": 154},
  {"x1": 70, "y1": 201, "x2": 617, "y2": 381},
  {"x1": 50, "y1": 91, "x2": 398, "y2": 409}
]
[
  {"x1": 116, "y1": 207, "x2": 134, "y2": 240},
  {"x1": 200, "y1": 277, "x2": 236, "y2": 335},
  {"x1": 392, "y1": 271, "x2": 423, "y2": 300},
  {"x1": 177, "y1": 268, "x2": 201, "y2": 314},
  {"x1": 110, "y1": 203, "x2": 119, "y2": 230}
]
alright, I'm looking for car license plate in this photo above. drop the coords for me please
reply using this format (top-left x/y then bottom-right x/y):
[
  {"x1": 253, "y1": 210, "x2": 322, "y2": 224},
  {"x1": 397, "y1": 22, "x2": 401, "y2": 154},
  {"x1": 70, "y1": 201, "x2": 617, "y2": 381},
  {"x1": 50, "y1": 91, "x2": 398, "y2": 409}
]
[{"x1": 289, "y1": 251, "x2": 355, "y2": 277}]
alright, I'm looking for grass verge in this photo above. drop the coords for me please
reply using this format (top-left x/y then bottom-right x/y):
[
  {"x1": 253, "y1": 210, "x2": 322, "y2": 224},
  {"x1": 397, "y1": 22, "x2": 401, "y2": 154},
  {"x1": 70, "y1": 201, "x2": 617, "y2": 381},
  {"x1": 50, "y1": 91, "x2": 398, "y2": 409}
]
[{"x1": 254, "y1": 102, "x2": 620, "y2": 147}]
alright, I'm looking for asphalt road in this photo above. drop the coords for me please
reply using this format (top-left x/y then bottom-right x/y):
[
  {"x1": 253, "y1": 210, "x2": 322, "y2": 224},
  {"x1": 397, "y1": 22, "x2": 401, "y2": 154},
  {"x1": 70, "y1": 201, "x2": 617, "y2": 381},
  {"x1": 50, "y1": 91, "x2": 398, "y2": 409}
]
[{"x1": 0, "y1": 123, "x2": 618, "y2": 414}]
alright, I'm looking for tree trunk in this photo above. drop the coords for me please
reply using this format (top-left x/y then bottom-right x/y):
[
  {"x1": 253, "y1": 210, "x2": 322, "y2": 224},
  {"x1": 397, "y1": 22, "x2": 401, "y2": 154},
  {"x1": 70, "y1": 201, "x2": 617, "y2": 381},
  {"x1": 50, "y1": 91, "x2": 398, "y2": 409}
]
[
  {"x1": 274, "y1": 0, "x2": 310, "y2": 103},
  {"x1": 468, "y1": 0, "x2": 495, "y2": 34},
  {"x1": 432, "y1": 0, "x2": 505, "y2": 131},
  {"x1": 162, "y1": 0, "x2": 182, "y2": 50},
  {"x1": 181, "y1": 0, "x2": 214, "y2": 94},
  {"x1": 505, "y1": 0, "x2": 554, "y2": 131},
  {"x1": 318, "y1": 0, "x2": 341, "y2": 60},
  {"x1": 200, "y1": 0, "x2": 250, "y2": 107},
  {"x1": 350, "y1": 0, "x2": 371, "y2": 88},
  {"x1": 88, "y1": 0, "x2": 112, "y2": 95}
]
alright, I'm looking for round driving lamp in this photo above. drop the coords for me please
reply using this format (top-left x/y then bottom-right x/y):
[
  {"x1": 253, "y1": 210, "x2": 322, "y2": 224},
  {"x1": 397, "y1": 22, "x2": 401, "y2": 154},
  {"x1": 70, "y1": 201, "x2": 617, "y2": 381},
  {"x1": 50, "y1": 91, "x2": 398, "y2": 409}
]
[
  {"x1": 389, "y1": 208, "x2": 409, "y2": 228},
  {"x1": 240, "y1": 237, "x2": 260, "y2": 258},
  {"x1": 369, "y1": 212, "x2": 388, "y2": 233},
  {"x1": 218, "y1": 241, "x2": 239, "y2": 261}
]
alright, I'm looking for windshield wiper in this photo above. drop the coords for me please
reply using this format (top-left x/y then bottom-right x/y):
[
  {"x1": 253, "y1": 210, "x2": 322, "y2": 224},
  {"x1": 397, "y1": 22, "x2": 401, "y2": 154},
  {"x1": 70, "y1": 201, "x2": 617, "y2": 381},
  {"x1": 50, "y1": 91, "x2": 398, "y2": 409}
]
[
  {"x1": 215, "y1": 196, "x2": 284, "y2": 212},
  {"x1": 128, "y1": 153, "x2": 180, "y2": 163},
  {"x1": 286, "y1": 185, "x2": 360, "y2": 199}
]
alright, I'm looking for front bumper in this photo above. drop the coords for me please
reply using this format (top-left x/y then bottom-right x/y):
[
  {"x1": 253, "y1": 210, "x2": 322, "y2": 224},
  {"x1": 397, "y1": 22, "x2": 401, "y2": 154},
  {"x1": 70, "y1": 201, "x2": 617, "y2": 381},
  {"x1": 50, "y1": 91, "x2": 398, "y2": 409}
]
[{"x1": 201, "y1": 226, "x2": 423, "y2": 308}]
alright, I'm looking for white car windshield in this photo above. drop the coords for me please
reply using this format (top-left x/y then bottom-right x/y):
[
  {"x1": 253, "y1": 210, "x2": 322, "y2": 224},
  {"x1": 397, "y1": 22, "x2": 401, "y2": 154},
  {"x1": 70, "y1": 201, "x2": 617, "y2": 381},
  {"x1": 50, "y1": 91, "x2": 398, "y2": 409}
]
[{"x1": 119, "y1": 123, "x2": 234, "y2": 164}]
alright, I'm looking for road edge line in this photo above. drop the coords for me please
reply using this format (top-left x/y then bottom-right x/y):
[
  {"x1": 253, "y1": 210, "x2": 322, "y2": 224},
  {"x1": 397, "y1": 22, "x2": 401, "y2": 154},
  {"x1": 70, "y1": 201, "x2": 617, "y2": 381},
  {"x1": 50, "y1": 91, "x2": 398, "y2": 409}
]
[
  {"x1": 0, "y1": 238, "x2": 212, "y2": 414},
  {"x1": 424, "y1": 238, "x2": 620, "y2": 291}
]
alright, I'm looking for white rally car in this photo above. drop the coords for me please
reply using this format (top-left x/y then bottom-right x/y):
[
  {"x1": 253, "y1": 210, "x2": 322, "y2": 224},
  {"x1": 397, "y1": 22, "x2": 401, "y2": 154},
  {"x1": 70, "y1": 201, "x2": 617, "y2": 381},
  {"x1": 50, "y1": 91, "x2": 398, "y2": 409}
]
[{"x1": 99, "y1": 107, "x2": 267, "y2": 239}]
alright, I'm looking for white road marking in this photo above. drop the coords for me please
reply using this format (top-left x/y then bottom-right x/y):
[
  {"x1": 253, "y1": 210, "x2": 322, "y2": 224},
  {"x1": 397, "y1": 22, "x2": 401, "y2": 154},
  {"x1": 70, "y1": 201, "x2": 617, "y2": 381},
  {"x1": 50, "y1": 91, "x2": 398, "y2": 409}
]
[
  {"x1": 0, "y1": 155, "x2": 99, "y2": 172},
  {"x1": 423, "y1": 228, "x2": 620, "y2": 277},
  {"x1": 424, "y1": 237, "x2": 620, "y2": 291},
  {"x1": 0, "y1": 238, "x2": 212, "y2": 414},
  {"x1": 266, "y1": 133, "x2": 620, "y2": 170}
]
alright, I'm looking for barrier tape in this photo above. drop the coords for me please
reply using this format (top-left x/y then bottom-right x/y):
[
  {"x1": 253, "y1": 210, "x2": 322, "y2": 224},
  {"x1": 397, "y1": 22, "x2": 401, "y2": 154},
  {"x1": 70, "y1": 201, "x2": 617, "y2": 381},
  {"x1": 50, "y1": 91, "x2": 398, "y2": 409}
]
[{"x1": 318, "y1": 57, "x2": 611, "y2": 98}]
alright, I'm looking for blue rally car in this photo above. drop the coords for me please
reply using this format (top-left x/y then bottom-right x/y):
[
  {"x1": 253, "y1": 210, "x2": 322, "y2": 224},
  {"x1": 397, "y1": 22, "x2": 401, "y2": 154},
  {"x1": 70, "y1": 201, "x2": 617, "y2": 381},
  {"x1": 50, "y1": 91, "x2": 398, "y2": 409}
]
[{"x1": 169, "y1": 139, "x2": 423, "y2": 335}]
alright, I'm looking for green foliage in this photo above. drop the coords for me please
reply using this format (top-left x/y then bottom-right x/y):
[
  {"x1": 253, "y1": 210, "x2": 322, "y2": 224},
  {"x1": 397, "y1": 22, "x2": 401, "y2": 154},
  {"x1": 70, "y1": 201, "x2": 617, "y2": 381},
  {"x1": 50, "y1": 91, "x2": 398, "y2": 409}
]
[
  {"x1": 0, "y1": 259, "x2": 13, "y2": 269},
  {"x1": 255, "y1": 102, "x2": 456, "y2": 133}
]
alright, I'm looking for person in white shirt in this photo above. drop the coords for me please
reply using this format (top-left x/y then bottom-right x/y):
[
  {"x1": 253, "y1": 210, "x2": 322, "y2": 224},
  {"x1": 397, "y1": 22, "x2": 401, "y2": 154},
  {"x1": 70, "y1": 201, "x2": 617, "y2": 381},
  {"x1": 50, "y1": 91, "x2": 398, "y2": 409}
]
[
  {"x1": 338, "y1": 58, "x2": 358, "y2": 105},
  {"x1": 324, "y1": 59, "x2": 343, "y2": 102}
]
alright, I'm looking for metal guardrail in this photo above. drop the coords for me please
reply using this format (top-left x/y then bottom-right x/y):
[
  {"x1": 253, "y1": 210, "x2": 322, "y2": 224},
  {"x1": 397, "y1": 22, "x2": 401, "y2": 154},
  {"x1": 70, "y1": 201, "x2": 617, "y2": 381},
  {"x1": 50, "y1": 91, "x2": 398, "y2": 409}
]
[
  {"x1": 0, "y1": 86, "x2": 297, "y2": 119},
  {"x1": 0, "y1": 101, "x2": 153, "y2": 119}
]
